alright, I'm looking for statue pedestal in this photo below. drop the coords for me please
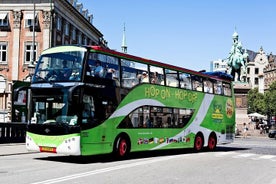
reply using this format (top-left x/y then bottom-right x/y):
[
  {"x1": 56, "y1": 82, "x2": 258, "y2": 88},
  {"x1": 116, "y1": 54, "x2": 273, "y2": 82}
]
[{"x1": 233, "y1": 82, "x2": 251, "y2": 127}]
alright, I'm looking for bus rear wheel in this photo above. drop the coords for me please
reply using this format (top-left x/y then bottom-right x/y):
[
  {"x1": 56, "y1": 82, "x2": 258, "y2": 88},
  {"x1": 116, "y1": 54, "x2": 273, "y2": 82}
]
[
  {"x1": 207, "y1": 134, "x2": 217, "y2": 151},
  {"x1": 194, "y1": 134, "x2": 204, "y2": 152},
  {"x1": 114, "y1": 136, "x2": 130, "y2": 158}
]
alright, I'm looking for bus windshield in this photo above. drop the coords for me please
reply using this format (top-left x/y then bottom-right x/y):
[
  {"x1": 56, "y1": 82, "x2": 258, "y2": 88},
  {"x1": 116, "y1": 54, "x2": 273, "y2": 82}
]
[
  {"x1": 32, "y1": 47, "x2": 85, "y2": 83},
  {"x1": 30, "y1": 95, "x2": 78, "y2": 126}
]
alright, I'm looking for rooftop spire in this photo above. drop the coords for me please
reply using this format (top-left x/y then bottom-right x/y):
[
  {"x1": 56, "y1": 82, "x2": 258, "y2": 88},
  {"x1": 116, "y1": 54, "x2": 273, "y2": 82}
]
[{"x1": 121, "y1": 23, "x2": 127, "y2": 53}]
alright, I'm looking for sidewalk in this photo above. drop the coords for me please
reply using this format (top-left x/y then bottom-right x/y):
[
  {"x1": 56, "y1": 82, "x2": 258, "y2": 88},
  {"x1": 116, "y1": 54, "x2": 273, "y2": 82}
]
[{"x1": 0, "y1": 143, "x2": 36, "y2": 156}]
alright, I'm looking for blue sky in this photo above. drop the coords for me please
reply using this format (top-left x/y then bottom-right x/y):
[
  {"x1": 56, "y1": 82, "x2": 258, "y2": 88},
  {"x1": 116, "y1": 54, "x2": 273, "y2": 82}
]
[{"x1": 81, "y1": 0, "x2": 276, "y2": 71}]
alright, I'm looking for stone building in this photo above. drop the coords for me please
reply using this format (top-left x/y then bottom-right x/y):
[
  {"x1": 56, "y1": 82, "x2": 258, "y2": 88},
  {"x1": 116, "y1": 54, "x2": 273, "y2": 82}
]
[
  {"x1": 264, "y1": 53, "x2": 276, "y2": 90},
  {"x1": 0, "y1": 0, "x2": 107, "y2": 122}
]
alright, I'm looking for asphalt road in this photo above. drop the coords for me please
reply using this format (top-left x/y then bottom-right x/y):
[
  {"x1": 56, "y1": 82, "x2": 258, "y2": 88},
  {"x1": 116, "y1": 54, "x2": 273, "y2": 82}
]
[{"x1": 0, "y1": 136, "x2": 275, "y2": 184}]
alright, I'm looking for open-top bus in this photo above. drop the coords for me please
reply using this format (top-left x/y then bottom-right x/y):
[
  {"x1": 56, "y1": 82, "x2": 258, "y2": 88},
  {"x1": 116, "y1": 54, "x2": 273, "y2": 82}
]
[{"x1": 22, "y1": 45, "x2": 235, "y2": 158}]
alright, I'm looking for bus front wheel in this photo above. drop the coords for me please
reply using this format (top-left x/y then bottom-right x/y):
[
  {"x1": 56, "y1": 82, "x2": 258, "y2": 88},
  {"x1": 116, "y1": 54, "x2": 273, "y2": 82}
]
[
  {"x1": 194, "y1": 134, "x2": 204, "y2": 152},
  {"x1": 114, "y1": 136, "x2": 130, "y2": 158}
]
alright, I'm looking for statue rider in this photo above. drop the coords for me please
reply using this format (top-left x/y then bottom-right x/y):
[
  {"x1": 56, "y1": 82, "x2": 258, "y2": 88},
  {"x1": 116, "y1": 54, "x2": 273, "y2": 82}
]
[{"x1": 226, "y1": 30, "x2": 247, "y2": 81}]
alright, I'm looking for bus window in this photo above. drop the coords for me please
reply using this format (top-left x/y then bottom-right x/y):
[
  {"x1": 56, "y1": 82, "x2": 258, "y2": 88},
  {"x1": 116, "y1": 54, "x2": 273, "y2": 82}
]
[
  {"x1": 203, "y1": 79, "x2": 214, "y2": 93},
  {"x1": 165, "y1": 69, "x2": 179, "y2": 87},
  {"x1": 214, "y1": 81, "x2": 222, "y2": 95},
  {"x1": 35, "y1": 51, "x2": 84, "y2": 82},
  {"x1": 88, "y1": 53, "x2": 119, "y2": 81},
  {"x1": 179, "y1": 72, "x2": 192, "y2": 89},
  {"x1": 223, "y1": 83, "x2": 232, "y2": 96},
  {"x1": 192, "y1": 76, "x2": 203, "y2": 92},
  {"x1": 149, "y1": 65, "x2": 164, "y2": 84},
  {"x1": 121, "y1": 60, "x2": 147, "y2": 88},
  {"x1": 82, "y1": 95, "x2": 95, "y2": 124},
  {"x1": 179, "y1": 109, "x2": 194, "y2": 128}
]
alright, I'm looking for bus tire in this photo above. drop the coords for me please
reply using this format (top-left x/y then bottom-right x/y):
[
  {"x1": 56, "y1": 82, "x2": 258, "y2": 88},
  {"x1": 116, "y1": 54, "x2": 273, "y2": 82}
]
[
  {"x1": 114, "y1": 135, "x2": 130, "y2": 159},
  {"x1": 194, "y1": 133, "x2": 204, "y2": 152},
  {"x1": 207, "y1": 133, "x2": 217, "y2": 151}
]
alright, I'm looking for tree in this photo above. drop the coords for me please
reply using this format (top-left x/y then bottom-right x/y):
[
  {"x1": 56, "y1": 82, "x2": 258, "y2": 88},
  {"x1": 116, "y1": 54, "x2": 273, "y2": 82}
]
[
  {"x1": 264, "y1": 81, "x2": 276, "y2": 122},
  {"x1": 247, "y1": 88, "x2": 265, "y2": 114},
  {"x1": 248, "y1": 81, "x2": 276, "y2": 123}
]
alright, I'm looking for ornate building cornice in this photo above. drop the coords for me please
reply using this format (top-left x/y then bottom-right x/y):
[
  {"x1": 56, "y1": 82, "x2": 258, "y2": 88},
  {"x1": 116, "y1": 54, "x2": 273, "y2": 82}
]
[
  {"x1": 12, "y1": 11, "x2": 22, "y2": 29},
  {"x1": 42, "y1": 11, "x2": 51, "y2": 29}
]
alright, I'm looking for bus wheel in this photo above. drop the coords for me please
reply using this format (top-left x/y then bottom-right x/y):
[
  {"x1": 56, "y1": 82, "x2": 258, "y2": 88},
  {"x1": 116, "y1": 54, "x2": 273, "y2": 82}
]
[
  {"x1": 114, "y1": 136, "x2": 130, "y2": 158},
  {"x1": 194, "y1": 134, "x2": 204, "y2": 152},
  {"x1": 207, "y1": 133, "x2": 217, "y2": 151}
]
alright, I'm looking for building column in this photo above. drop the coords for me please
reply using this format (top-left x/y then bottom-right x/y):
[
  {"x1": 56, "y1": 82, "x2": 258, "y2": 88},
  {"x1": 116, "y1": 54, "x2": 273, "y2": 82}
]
[
  {"x1": 12, "y1": 11, "x2": 22, "y2": 81},
  {"x1": 42, "y1": 11, "x2": 51, "y2": 50}
]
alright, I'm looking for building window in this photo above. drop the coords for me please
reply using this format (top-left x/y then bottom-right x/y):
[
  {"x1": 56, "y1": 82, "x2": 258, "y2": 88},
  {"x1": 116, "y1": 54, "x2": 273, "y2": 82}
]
[
  {"x1": 0, "y1": 42, "x2": 7, "y2": 63},
  {"x1": 247, "y1": 68, "x2": 250, "y2": 74},
  {"x1": 64, "y1": 22, "x2": 69, "y2": 36},
  {"x1": 254, "y1": 78, "x2": 259, "y2": 85},
  {"x1": 56, "y1": 16, "x2": 62, "y2": 31},
  {"x1": 255, "y1": 68, "x2": 259, "y2": 75},
  {"x1": 0, "y1": 13, "x2": 9, "y2": 27},
  {"x1": 24, "y1": 13, "x2": 38, "y2": 28},
  {"x1": 84, "y1": 36, "x2": 87, "y2": 45},
  {"x1": 24, "y1": 42, "x2": 37, "y2": 64},
  {"x1": 78, "y1": 33, "x2": 82, "y2": 44},
  {"x1": 72, "y1": 28, "x2": 76, "y2": 40}
]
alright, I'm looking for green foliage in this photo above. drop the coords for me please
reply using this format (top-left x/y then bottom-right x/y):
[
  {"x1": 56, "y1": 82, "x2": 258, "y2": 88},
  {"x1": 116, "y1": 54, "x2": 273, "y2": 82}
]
[
  {"x1": 247, "y1": 81, "x2": 276, "y2": 118},
  {"x1": 265, "y1": 81, "x2": 276, "y2": 117},
  {"x1": 247, "y1": 88, "x2": 265, "y2": 114}
]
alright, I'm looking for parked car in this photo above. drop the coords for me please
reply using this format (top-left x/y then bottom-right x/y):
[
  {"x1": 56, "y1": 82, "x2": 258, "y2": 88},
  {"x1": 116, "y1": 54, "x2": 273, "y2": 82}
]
[{"x1": 268, "y1": 129, "x2": 276, "y2": 138}]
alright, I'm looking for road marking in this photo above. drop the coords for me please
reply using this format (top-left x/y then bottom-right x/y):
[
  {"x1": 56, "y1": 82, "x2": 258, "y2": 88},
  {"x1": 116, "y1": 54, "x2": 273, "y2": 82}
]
[
  {"x1": 30, "y1": 155, "x2": 182, "y2": 184},
  {"x1": 215, "y1": 151, "x2": 236, "y2": 157},
  {"x1": 251, "y1": 155, "x2": 276, "y2": 160},
  {"x1": 232, "y1": 153, "x2": 256, "y2": 158}
]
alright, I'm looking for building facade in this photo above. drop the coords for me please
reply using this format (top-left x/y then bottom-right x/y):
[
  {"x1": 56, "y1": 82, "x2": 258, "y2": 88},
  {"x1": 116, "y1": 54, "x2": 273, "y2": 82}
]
[
  {"x1": 0, "y1": 0, "x2": 107, "y2": 122},
  {"x1": 210, "y1": 59, "x2": 227, "y2": 72},
  {"x1": 264, "y1": 53, "x2": 276, "y2": 90}
]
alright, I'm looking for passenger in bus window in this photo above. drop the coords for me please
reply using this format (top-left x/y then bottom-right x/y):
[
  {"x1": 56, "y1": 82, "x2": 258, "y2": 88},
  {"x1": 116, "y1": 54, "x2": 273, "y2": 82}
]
[
  {"x1": 94, "y1": 60, "x2": 105, "y2": 77},
  {"x1": 151, "y1": 72, "x2": 159, "y2": 84},
  {"x1": 45, "y1": 60, "x2": 72, "y2": 81},
  {"x1": 193, "y1": 81, "x2": 202, "y2": 91},
  {"x1": 141, "y1": 72, "x2": 149, "y2": 83},
  {"x1": 59, "y1": 60, "x2": 72, "y2": 80},
  {"x1": 69, "y1": 62, "x2": 81, "y2": 80},
  {"x1": 204, "y1": 80, "x2": 213, "y2": 93},
  {"x1": 214, "y1": 83, "x2": 222, "y2": 94}
]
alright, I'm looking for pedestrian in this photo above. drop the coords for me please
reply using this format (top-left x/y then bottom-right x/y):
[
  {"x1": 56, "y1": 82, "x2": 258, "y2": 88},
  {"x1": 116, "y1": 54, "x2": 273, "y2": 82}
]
[{"x1": 243, "y1": 122, "x2": 248, "y2": 138}]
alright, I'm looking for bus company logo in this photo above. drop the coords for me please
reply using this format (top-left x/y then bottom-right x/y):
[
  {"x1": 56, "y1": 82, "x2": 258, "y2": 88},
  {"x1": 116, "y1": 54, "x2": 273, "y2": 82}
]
[
  {"x1": 144, "y1": 86, "x2": 198, "y2": 103},
  {"x1": 226, "y1": 99, "x2": 234, "y2": 118},
  {"x1": 212, "y1": 104, "x2": 223, "y2": 122}
]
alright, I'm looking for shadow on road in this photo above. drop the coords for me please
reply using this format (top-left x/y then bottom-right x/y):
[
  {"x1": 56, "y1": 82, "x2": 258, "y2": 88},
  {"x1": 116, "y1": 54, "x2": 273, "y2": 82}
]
[{"x1": 35, "y1": 146, "x2": 250, "y2": 164}]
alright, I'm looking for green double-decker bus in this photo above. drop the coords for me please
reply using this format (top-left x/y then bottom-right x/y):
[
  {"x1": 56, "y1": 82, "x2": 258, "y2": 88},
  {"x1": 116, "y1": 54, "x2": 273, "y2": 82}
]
[{"x1": 23, "y1": 45, "x2": 235, "y2": 158}]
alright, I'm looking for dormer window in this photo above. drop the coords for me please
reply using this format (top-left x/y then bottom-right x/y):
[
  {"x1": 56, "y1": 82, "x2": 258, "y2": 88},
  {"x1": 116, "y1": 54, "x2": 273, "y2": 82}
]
[
  {"x1": 25, "y1": 12, "x2": 38, "y2": 28},
  {"x1": 0, "y1": 13, "x2": 8, "y2": 27}
]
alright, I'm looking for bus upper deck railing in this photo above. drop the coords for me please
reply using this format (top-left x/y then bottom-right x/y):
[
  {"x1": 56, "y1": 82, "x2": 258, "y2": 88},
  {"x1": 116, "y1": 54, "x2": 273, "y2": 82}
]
[{"x1": 0, "y1": 122, "x2": 26, "y2": 144}]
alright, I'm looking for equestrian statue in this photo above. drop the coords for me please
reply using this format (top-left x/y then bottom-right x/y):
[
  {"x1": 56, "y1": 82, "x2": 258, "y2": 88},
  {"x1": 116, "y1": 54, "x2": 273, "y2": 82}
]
[{"x1": 227, "y1": 31, "x2": 248, "y2": 81}]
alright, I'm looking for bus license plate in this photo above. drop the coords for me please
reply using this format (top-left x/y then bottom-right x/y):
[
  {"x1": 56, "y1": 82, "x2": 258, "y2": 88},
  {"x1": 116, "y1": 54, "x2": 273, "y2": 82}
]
[{"x1": 39, "y1": 146, "x2": 56, "y2": 153}]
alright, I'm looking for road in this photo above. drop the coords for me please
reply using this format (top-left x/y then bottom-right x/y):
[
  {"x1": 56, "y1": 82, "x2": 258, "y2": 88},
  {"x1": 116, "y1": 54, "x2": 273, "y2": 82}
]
[{"x1": 0, "y1": 136, "x2": 276, "y2": 184}]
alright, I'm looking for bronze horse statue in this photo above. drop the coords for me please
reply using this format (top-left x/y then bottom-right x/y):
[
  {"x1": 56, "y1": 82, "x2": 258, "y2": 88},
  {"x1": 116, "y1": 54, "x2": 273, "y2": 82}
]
[
  {"x1": 227, "y1": 53, "x2": 246, "y2": 81},
  {"x1": 227, "y1": 42, "x2": 247, "y2": 81}
]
